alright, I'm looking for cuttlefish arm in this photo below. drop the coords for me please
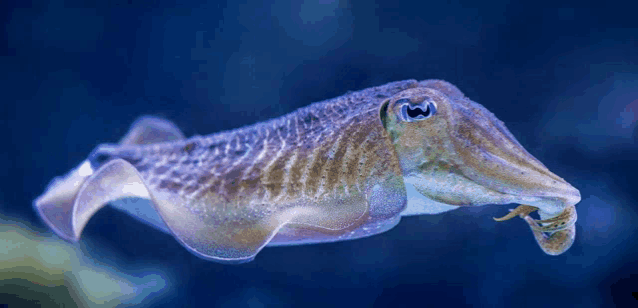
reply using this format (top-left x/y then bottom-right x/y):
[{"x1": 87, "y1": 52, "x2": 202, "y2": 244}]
[
  {"x1": 493, "y1": 204, "x2": 577, "y2": 255},
  {"x1": 383, "y1": 80, "x2": 580, "y2": 256}
]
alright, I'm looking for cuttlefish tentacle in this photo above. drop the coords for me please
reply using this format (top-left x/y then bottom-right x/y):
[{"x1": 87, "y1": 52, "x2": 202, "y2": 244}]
[
  {"x1": 395, "y1": 80, "x2": 582, "y2": 256},
  {"x1": 492, "y1": 204, "x2": 538, "y2": 222},
  {"x1": 493, "y1": 204, "x2": 577, "y2": 232}
]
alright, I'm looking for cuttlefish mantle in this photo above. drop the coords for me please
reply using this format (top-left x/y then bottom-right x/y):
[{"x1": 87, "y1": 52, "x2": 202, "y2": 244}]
[{"x1": 34, "y1": 79, "x2": 581, "y2": 263}]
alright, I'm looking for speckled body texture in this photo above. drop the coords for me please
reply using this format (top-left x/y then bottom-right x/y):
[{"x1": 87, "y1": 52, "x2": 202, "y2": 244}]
[
  {"x1": 111, "y1": 80, "x2": 415, "y2": 253},
  {"x1": 112, "y1": 80, "x2": 413, "y2": 207}
]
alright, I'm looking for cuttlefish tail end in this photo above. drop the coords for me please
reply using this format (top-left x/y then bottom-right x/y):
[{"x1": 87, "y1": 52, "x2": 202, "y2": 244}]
[{"x1": 494, "y1": 204, "x2": 577, "y2": 256}]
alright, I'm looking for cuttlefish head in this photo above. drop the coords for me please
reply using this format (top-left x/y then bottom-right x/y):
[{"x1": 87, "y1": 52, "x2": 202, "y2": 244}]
[{"x1": 379, "y1": 80, "x2": 581, "y2": 255}]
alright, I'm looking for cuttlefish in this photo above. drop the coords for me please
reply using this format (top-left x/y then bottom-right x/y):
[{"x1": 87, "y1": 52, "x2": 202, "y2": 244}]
[{"x1": 34, "y1": 79, "x2": 581, "y2": 263}]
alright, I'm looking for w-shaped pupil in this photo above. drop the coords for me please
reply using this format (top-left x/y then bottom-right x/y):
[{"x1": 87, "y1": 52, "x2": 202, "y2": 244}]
[{"x1": 407, "y1": 104, "x2": 431, "y2": 118}]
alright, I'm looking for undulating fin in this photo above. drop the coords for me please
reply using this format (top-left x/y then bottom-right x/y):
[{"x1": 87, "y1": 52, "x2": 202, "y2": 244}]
[
  {"x1": 34, "y1": 161, "x2": 93, "y2": 241},
  {"x1": 63, "y1": 159, "x2": 152, "y2": 240},
  {"x1": 111, "y1": 116, "x2": 186, "y2": 233},
  {"x1": 119, "y1": 116, "x2": 185, "y2": 145},
  {"x1": 34, "y1": 116, "x2": 184, "y2": 241},
  {"x1": 35, "y1": 111, "x2": 407, "y2": 263},
  {"x1": 61, "y1": 158, "x2": 383, "y2": 263},
  {"x1": 269, "y1": 215, "x2": 402, "y2": 247},
  {"x1": 269, "y1": 176, "x2": 407, "y2": 246}
]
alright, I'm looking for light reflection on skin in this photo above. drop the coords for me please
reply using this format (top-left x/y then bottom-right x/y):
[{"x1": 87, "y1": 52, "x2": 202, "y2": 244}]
[{"x1": 77, "y1": 160, "x2": 94, "y2": 177}]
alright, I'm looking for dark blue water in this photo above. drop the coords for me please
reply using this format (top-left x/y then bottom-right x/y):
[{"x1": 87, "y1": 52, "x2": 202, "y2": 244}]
[{"x1": 2, "y1": 1, "x2": 637, "y2": 307}]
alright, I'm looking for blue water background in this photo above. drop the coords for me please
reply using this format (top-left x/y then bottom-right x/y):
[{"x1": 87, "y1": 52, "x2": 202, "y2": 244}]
[{"x1": 2, "y1": 1, "x2": 637, "y2": 307}]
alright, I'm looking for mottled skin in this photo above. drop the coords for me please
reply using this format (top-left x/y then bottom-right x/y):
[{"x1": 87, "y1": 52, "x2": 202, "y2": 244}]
[{"x1": 34, "y1": 79, "x2": 580, "y2": 263}]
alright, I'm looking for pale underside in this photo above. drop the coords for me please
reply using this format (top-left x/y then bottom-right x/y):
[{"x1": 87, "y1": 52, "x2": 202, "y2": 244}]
[{"x1": 107, "y1": 178, "x2": 459, "y2": 247}]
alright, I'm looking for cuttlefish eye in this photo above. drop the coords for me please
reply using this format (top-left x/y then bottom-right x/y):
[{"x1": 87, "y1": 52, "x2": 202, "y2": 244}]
[{"x1": 397, "y1": 98, "x2": 437, "y2": 122}]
